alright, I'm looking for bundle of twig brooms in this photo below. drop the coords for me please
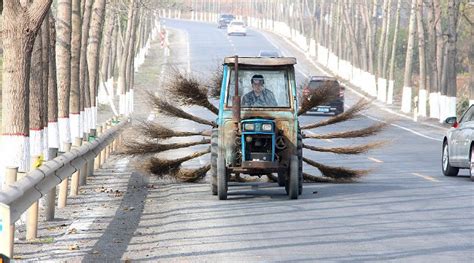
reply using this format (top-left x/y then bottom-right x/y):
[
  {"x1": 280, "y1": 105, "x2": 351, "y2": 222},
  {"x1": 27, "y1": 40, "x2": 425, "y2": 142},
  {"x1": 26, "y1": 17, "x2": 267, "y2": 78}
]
[{"x1": 120, "y1": 67, "x2": 387, "y2": 183}]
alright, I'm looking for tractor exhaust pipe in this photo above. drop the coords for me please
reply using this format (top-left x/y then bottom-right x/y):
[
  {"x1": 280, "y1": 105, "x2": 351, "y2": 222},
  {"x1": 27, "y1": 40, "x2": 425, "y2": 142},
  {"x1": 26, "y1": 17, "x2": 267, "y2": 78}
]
[
  {"x1": 232, "y1": 55, "x2": 241, "y2": 123},
  {"x1": 231, "y1": 55, "x2": 241, "y2": 166}
]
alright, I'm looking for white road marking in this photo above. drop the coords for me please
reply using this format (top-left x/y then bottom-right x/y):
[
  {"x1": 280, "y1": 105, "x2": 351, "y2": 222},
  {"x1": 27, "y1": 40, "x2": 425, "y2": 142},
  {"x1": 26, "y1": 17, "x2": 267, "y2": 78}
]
[
  {"x1": 368, "y1": 157, "x2": 383, "y2": 163},
  {"x1": 412, "y1": 172, "x2": 440, "y2": 182}
]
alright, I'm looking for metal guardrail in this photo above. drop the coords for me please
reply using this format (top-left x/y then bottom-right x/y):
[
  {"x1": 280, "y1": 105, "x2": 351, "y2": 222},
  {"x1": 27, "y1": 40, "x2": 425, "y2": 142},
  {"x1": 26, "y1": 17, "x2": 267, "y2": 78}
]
[{"x1": 0, "y1": 118, "x2": 129, "y2": 259}]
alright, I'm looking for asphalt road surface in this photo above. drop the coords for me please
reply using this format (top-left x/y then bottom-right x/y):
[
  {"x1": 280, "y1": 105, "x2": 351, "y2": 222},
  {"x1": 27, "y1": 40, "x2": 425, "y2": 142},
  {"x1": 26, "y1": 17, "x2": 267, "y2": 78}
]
[{"x1": 14, "y1": 18, "x2": 473, "y2": 262}]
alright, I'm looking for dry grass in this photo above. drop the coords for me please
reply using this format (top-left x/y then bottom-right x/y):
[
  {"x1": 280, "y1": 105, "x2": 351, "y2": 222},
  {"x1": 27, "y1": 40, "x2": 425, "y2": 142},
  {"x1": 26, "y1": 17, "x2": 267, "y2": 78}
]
[
  {"x1": 301, "y1": 99, "x2": 373, "y2": 130},
  {"x1": 206, "y1": 64, "x2": 223, "y2": 99},
  {"x1": 165, "y1": 68, "x2": 219, "y2": 115},
  {"x1": 297, "y1": 83, "x2": 339, "y2": 116},
  {"x1": 148, "y1": 93, "x2": 217, "y2": 127},
  {"x1": 119, "y1": 138, "x2": 211, "y2": 156},
  {"x1": 144, "y1": 147, "x2": 211, "y2": 176},
  {"x1": 137, "y1": 121, "x2": 209, "y2": 139},
  {"x1": 303, "y1": 141, "x2": 386, "y2": 155},
  {"x1": 303, "y1": 157, "x2": 370, "y2": 182},
  {"x1": 303, "y1": 122, "x2": 388, "y2": 140}
]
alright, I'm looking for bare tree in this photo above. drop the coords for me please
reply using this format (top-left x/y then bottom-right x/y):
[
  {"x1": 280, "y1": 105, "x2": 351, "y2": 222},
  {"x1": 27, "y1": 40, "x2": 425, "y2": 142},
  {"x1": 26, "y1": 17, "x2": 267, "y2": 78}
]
[
  {"x1": 48, "y1": 15, "x2": 59, "y2": 151},
  {"x1": 41, "y1": 13, "x2": 51, "y2": 159},
  {"x1": 401, "y1": 0, "x2": 417, "y2": 113},
  {"x1": 387, "y1": 0, "x2": 401, "y2": 105},
  {"x1": 57, "y1": 0, "x2": 72, "y2": 151},
  {"x1": 70, "y1": 0, "x2": 82, "y2": 141},
  {"x1": 0, "y1": 0, "x2": 52, "y2": 180},
  {"x1": 79, "y1": 0, "x2": 94, "y2": 135},
  {"x1": 87, "y1": 0, "x2": 107, "y2": 130},
  {"x1": 416, "y1": 0, "x2": 427, "y2": 117}
]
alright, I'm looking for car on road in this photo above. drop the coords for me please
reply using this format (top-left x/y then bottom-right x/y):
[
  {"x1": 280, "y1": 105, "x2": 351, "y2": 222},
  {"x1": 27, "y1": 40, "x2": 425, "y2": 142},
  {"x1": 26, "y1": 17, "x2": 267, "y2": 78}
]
[
  {"x1": 217, "y1": 14, "x2": 235, "y2": 29},
  {"x1": 258, "y1": 50, "x2": 281, "y2": 58},
  {"x1": 227, "y1": 21, "x2": 247, "y2": 36},
  {"x1": 442, "y1": 104, "x2": 474, "y2": 181},
  {"x1": 301, "y1": 76, "x2": 345, "y2": 115}
]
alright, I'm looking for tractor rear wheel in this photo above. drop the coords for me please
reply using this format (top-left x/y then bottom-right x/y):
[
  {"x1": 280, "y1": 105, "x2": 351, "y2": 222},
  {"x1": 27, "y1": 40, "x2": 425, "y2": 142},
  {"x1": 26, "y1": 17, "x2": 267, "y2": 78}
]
[
  {"x1": 297, "y1": 132, "x2": 303, "y2": 195},
  {"x1": 217, "y1": 156, "x2": 228, "y2": 200},
  {"x1": 210, "y1": 129, "x2": 218, "y2": 195}
]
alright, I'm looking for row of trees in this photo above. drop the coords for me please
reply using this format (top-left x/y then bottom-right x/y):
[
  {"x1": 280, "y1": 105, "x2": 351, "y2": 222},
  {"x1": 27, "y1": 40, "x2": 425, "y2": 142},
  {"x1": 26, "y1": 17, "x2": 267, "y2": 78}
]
[
  {"x1": 183, "y1": 0, "x2": 473, "y2": 121},
  {"x1": 0, "y1": 0, "x2": 158, "y2": 182}
]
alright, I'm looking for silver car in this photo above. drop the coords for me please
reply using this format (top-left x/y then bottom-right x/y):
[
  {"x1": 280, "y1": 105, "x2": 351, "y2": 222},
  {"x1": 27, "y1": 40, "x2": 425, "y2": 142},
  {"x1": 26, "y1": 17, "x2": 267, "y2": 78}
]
[{"x1": 442, "y1": 104, "x2": 474, "y2": 181}]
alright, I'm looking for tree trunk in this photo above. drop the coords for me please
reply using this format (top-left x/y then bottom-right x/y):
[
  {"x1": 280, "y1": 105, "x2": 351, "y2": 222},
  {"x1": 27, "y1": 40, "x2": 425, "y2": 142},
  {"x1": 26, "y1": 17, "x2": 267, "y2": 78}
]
[
  {"x1": 70, "y1": 0, "x2": 82, "y2": 141},
  {"x1": 108, "y1": 20, "x2": 119, "y2": 81},
  {"x1": 41, "y1": 14, "x2": 50, "y2": 159},
  {"x1": 118, "y1": 0, "x2": 136, "y2": 116},
  {"x1": 416, "y1": 0, "x2": 427, "y2": 117},
  {"x1": 0, "y1": 1, "x2": 52, "y2": 179},
  {"x1": 79, "y1": 0, "x2": 93, "y2": 135},
  {"x1": 468, "y1": 11, "x2": 474, "y2": 106},
  {"x1": 401, "y1": 0, "x2": 417, "y2": 113},
  {"x1": 87, "y1": 0, "x2": 107, "y2": 130},
  {"x1": 48, "y1": 15, "x2": 59, "y2": 150},
  {"x1": 426, "y1": 0, "x2": 440, "y2": 118},
  {"x1": 387, "y1": 0, "x2": 401, "y2": 105},
  {"x1": 440, "y1": 0, "x2": 461, "y2": 121},
  {"x1": 376, "y1": 0, "x2": 389, "y2": 102},
  {"x1": 29, "y1": 29, "x2": 44, "y2": 159},
  {"x1": 57, "y1": 0, "x2": 72, "y2": 151},
  {"x1": 98, "y1": 11, "x2": 118, "y2": 115}
]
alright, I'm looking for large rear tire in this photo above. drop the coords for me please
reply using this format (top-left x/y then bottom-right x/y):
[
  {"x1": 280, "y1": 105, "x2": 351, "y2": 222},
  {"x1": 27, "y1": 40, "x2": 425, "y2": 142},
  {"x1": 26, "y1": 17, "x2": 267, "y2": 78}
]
[
  {"x1": 217, "y1": 156, "x2": 228, "y2": 200},
  {"x1": 442, "y1": 141, "x2": 459, "y2": 177},
  {"x1": 297, "y1": 132, "x2": 303, "y2": 195},
  {"x1": 210, "y1": 129, "x2": 218, "y2": 195},
  {"x1": 289, "y1": 156, "x2": 299, "y2": 199}
]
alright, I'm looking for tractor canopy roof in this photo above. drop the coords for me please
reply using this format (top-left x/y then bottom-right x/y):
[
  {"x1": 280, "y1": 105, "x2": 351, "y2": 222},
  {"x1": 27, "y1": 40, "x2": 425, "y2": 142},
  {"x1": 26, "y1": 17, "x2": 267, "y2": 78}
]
[{"x1": 224, "y1": 56, "x2": 297, "y2": 67}]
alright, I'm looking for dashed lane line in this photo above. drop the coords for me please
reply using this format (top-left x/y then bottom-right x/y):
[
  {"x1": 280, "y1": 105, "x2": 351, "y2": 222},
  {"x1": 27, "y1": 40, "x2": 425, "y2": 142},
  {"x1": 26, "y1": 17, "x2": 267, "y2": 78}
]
[
  {"x1": 368, "y1": 157, "x2": 383, "y2": 163},
  {"x1": 412, "y1": 172, "x2": 441, "y2": 182}
]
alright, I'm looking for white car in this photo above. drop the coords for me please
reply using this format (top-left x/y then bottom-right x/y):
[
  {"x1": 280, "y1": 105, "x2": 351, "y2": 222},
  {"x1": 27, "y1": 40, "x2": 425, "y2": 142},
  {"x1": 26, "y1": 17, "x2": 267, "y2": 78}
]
[
  {"x1": 442, "y1": 104, "x2": 474, "y2": 181},
  {"x1": 227, "y1": 21, "x2": 246, "y2": 36}
]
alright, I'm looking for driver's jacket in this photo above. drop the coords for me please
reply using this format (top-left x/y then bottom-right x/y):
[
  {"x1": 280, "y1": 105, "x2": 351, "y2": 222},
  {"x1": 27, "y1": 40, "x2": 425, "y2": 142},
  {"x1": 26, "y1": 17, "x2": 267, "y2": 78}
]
[{"x1": 242, "y1": 89, "x2": 277, "y2": 107}]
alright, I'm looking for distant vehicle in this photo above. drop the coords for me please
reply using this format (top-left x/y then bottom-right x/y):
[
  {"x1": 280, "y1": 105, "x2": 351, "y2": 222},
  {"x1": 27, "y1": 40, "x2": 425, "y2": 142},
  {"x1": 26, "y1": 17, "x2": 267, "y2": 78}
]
[
  {"x1": 218, "y1": 14, "x2": 235, "y2": 29},
  {"x1": 227, "y1": 21, "x2": 247, "y2": 36},
  {"x1": 301, "y1": 76, "x2": 344, "y2": 115},
  {"x1": 442, "y1": 105, "x2": 474, "y2": 181},
  {"x1": 258, "y1": 50, "x2": 281, "y2": 58}
]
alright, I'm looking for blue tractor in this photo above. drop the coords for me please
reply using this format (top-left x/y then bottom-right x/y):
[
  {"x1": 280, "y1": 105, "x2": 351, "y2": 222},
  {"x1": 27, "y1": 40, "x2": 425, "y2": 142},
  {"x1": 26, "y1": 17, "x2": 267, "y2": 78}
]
[{"x1": 210, "y1": 56, "x2": 303, "y2": 199}]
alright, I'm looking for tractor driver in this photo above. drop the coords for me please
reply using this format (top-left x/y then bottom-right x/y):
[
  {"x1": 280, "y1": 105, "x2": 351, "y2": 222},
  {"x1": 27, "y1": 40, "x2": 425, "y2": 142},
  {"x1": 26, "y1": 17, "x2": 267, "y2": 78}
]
[{"x1": 242, "y1": 74, "x2": 278, "y2": 107}]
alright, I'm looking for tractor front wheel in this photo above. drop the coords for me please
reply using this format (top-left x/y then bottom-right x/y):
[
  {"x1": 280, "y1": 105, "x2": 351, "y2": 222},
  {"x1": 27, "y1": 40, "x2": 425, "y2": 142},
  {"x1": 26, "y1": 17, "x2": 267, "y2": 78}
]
[
  {"x1": 210, "y1": 129, "x2": 218, "y2": 195},
  {"x1": 288, "y1": 156, "x2": 299, "y2": 200},
  {"x1": 217, "y1": 156, "x2": 228, "y2": 200}
]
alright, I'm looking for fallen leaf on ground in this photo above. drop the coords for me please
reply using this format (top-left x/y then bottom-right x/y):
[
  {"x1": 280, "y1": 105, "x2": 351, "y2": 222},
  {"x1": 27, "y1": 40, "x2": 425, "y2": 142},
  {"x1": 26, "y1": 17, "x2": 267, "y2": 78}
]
[
  {"x1": 68, "y1": 244, "x2": 80, "y2": 250},
  {"x1": 67, "y1": 228, "x2": 77, "y2": 234}
]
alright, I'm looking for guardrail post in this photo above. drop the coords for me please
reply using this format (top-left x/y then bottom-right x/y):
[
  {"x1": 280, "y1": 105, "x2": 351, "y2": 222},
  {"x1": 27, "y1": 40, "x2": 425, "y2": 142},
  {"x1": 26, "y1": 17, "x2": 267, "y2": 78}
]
[
  {"x1": 80, "y1": 136, "x2": 88, "y2": 186},
  {"x1": 45, "y1": 148, "x2": 58, "y2": 221},
  {"x1": 70, "y1": 137, "x2": 82, "y2": 196},
  {"x1": 26, "y1": 156, "x2": 40, "y2": 240},
  {"x1": 100, "y1": 124, "x2": 106, "y2": 166},
  {"x1": 1, "y1": 167, "x2": 18, "y2": 259},
  {"x1": 58, "y1": 142, "x2": 72, "y2": 208},
  {"x1": 88, "y1": 129, "x2": 97, "y2": 177},
  {"x1": 94, "y1": 126, "x2": 103, "y2": 170}
]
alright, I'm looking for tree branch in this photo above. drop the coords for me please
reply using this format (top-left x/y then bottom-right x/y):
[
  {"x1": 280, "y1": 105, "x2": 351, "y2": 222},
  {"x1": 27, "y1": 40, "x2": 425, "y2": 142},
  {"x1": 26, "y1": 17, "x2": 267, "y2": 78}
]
[{"x1": 28, "y1": 0, "x2": 53, "y2": 34}]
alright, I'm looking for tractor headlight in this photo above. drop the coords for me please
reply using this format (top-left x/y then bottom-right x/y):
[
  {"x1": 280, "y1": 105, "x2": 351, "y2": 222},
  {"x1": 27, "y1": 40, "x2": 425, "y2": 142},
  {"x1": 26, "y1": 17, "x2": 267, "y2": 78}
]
[
  {"x1": 262, "y1": 123, "x2": 272, "y2": 131},
  {"x1": 243, "y1": 123, "x2": 255, "y2": 131}
]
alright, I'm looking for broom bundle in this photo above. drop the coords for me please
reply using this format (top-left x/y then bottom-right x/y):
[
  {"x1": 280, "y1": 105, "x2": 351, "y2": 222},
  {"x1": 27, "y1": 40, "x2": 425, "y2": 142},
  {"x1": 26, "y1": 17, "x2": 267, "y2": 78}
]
[
  {"x1": 303, "y1": 122, "x2": 388, "y2": 140},
  {"x1": 149, "y1": 95, "x2": 217, "y2": 127},
  {"x1": 165, "y1": 68, "x2": 219, "y2": 115},
  {"x1": 303, "y1": 157, "x2": 370, "y2": 182},
  {"x1": 301, "y1": 99, "x2": 373, "y2": 130},
  {"x1": 144, "y1": 147, "x2": 211, "y2": 176},
  {"x1": 174, "y1": 164, "x2": 211, "y2": 182},
  {"x1": 297, "y1": 83, "x2": 339, "y2": 116},
  {"x1": 303, "y1": 141, "x2": 386, "y2": 155},
  {"x1": 137, "y1": 121, "x2": 209, "y2": 139},
  {"x1": 120, "y1": 138, "x2": 211, "y2": 156}
]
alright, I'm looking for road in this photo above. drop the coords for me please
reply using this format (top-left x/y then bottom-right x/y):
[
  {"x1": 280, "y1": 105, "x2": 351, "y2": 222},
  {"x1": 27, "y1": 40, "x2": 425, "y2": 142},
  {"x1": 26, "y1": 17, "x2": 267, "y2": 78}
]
[{"x1": 14, "y1": 18, "x2": 473, "y2": 262}]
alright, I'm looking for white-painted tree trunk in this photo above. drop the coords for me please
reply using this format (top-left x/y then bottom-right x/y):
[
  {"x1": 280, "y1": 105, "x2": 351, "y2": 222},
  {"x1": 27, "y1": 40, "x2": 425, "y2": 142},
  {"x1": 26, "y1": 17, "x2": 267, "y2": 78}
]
[
  {"x1": 80, "y1": 111, "x2": 84, "y2": 136},
  {"x1": 48, "y1": 122, "x2": 59, "y2": 149},
  {"x1": 0, "y1": 136, "x2": 29, "y2": 188},
  {"x1": 387, "y1": 80, "x2": 394, "y2": 104},
  {"x1": 70, "y1": 113, "x2": 81, "y2": 140},
  {"x1": 43, "y1": 127, "x2": 49, "y2": 160},
  {"x1": 429, "y1": 92, "x2": 440, "y2": 119},
  {"x1": 377, "y1": 78, "x2": 387, "y2": 102},
  {"x1": 84, "y1": 108, "x2": 91, "y2": 134},
  {"x1": 58, "y1": 117, "x2": 71, "y2": 152},
  {"x1": 439, "y1": 96, "x2": 457, "y2": 122},
  {"x1": 30, "y1": 130, "x2": 44, "y2": 159},
  {"x1": 401, "y1": 86, "x2": 412, "y2": 113},
  {"x1": 418, "y1": 89, "x2": 427, "y2": 117}
]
